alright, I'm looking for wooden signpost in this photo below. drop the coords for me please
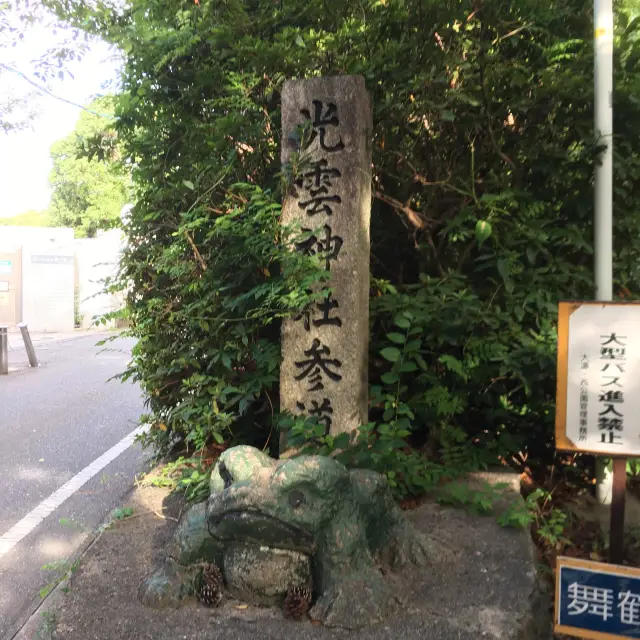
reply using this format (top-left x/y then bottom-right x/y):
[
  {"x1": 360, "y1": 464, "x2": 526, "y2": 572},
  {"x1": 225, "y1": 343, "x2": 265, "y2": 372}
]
[{"x1": 555, "y1": 301, "x2": 640, "y2": 638}]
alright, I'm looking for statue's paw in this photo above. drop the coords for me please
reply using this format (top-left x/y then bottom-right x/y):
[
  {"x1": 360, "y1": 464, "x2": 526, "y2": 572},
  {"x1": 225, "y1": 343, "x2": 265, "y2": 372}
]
[
  {"x1": 138, "y1": 558, "x2": 201, "y2": 609},
  {"x1": 310, "y1": 571, "x2": 397, "y2": 629}
]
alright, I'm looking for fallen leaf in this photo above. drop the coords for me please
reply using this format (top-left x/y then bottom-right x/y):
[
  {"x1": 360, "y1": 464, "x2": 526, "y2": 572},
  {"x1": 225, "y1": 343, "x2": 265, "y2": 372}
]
[
  {"x1": 235, "y1": 604, "x2": 249, "y2": 610},
  {"x1": 39, "y1": 458, "x2": 44, "y2": 462},
  {"x1": 311, "y1": 620, "x2": 323, "y2": 626}
]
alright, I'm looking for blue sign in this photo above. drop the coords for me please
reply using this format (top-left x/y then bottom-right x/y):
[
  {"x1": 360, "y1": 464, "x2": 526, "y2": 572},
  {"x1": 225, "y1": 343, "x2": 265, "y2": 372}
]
[{"x1": 557, "y1": 557, "x2": 640, "y2": 639}]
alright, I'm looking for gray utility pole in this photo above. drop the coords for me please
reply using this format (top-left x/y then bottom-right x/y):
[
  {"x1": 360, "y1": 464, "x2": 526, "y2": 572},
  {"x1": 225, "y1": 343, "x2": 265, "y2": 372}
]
[{"x1": 594, "y1": 0, "x2": 615, "y2": 505}]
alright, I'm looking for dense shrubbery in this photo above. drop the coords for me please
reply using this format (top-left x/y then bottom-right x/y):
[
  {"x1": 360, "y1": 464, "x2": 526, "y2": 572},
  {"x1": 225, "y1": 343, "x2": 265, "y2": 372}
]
[{"x1": 51, "y1": 0, "x2": 640, "y2": 495}]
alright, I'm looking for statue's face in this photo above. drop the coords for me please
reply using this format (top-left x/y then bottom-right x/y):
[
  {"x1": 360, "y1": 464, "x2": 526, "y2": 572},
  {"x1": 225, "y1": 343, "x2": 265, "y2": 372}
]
[{"x1": 207, "y1": 449, "x2": 351, "y2": 553}]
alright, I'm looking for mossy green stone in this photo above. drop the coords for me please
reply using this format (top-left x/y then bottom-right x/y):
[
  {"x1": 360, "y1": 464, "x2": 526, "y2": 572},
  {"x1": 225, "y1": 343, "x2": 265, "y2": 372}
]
[
  {"x1": 209, "y1": 445, "x2": 277, "y2": 495},
  {"x1": 172, "y1": 502, "x2": 223, "y2": 566}
]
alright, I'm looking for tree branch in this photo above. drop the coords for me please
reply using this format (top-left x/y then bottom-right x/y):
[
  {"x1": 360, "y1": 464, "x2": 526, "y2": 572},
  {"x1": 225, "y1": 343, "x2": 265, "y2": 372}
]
[
  {"x1": 184, "y1": 230, "x2": 207, "y2": 271},
  {"x1": 374, "y1": 190, "x2": 429, "y2": 229}
]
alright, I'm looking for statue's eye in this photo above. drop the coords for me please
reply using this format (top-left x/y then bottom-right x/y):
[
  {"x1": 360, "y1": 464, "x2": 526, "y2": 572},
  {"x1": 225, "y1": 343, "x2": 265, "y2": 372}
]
[
  {"x1": 219, "y1": 462, "x2": 233, "y2": 490},
  {"x1": 288, "y1": 490, "x2": 306, "y2": 509}
]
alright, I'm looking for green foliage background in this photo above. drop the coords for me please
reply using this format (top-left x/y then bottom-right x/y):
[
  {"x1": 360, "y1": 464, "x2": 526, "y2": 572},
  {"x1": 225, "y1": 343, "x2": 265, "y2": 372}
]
[
  {"x1": 48, "y1": 0, "x2": 640, "y2": 494},
  {"x1": 0, "y1": 209, "x2": 53, "y2": 227},
  {"x1": 49, "y1": 95, "x2": 130, "y2": 237}
]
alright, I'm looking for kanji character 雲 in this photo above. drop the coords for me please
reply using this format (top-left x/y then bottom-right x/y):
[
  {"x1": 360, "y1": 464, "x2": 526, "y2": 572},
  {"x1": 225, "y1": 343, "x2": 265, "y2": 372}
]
[
  {"x1": 296, "y1": 159, "x2": 341, "y2": 197},
  {"x1": 298, "y1": 194, "x2": 342, "y2": 217}
]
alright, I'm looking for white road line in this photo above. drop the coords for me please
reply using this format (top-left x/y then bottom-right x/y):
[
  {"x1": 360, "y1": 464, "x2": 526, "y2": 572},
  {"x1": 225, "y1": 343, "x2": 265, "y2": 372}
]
[{"x1": 0, "y1": 425, "x2": 147, "y2": 560}]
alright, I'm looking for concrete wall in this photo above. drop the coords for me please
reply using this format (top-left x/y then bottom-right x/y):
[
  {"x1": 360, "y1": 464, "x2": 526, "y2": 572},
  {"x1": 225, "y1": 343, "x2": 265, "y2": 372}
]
[
  {"x1": 75, "y1": 229, "x2": 124, "y2": 329},
  {"x1": 0, "y1": 227, "x2": 75, "y2": 332}
]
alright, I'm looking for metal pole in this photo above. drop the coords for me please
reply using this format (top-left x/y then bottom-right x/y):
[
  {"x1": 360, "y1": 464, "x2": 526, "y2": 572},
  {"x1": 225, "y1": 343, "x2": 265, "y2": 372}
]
[
  {"x1": 17, "y1": 323, "x2": 38, "y2": 367},
  {"x1": 594, "y1": 0, "x2": 615, "y2": 506},
  {"x1": 0, "y1": 327, "x2": 7, "y2": 375}
]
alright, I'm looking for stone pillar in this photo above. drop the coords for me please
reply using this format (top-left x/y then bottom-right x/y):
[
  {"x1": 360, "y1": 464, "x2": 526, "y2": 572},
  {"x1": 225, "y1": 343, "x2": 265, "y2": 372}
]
[{"x1": 280, "y1": 75, "x2": 372, "y2": 447}]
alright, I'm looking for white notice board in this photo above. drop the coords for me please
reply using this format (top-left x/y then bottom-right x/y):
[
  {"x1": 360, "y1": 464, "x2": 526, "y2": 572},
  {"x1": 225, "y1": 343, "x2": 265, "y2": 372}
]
[{"x1": 556, "y1": 301, "x2": 640, "y2": 456}]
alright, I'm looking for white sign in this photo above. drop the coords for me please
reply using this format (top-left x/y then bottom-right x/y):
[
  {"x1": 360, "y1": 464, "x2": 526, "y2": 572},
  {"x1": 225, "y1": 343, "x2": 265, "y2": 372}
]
[
  {"x1": 0, "y1": 260, "x2": 11, "y2": 275},
  {"x1": 556, "y1": 302, "x2": 640, "y2": 455}
]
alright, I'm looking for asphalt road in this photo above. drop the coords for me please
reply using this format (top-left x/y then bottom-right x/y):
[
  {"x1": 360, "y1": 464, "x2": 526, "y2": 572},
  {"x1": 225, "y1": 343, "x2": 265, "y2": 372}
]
[{"x1": 0, "y1": 334, "x2": 148, "y2": 639}]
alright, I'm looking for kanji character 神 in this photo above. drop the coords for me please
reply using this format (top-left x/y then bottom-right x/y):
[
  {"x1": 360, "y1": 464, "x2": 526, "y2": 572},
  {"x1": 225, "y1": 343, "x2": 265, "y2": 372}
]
[{"x1": 296, "y1": 224, "x2": 343, "y2": 271}]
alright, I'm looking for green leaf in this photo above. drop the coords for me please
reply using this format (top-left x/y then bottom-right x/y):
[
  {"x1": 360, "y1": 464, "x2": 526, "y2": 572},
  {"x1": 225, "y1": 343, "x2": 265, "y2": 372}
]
[
  {"x1": 414, "y1": 354, "x2": 428, "y2": 371},
  {"x1": 295, "y1": 34, "x2": 306, "y2": 48},
  {"x1": 475, "y1": 220, "x2": 492, "y2": 246},
  {"x1": 394, "y1": 314, "x2": 410, "y2": 329},
  {"x1": 439, "y1": 354, "x2": 467, "y2": 379},
  {"x1": 380, "y1": 347, "x2": 401, "y2": 362},
  {"x1": 526, "y1": 247, "x2": 537, "y2": 264},
  {"x1": 334, "y1": 432, "x2": 351, "y2": 449},
  {"x1": 386, "y1": 332, "x2": 406, "y2": 344},
  {"x1": 455, "y1": 92, "x2": 481, "y2": 107},
  {"x1": 183, "y1": 180, "x2": 195, "y2": 190},
  {"x1": 381, "y1": 372, "x2": 399, "y2": 384}
]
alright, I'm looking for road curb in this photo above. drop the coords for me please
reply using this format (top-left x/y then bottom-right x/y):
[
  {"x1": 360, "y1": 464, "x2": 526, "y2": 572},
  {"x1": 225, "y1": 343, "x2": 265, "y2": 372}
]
[{"x1": 7, "y1": 483, "x2": 137, "y2": 640}]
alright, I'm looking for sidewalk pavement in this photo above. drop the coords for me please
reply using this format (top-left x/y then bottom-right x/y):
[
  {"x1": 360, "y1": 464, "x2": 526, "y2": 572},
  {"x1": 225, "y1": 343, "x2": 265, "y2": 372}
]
[
  {"x1": 5, "y1": 328, "x2": 117, "y2": 373},
  {"x1": 7, "y1": 328, "x2": 115, "y2": 348}
]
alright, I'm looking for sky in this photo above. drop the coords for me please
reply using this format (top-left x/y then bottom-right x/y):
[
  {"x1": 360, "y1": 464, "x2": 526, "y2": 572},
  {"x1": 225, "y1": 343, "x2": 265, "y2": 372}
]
[{"x1": 0, "y1": 12, "x2": 121, "y2": 218}]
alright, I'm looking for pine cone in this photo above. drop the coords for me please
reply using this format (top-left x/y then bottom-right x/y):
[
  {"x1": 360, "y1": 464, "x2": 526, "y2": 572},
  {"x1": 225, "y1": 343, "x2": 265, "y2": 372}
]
[
  {"x1": 199, "y1": 562, "x2": 223, "y2": 607},
  {"x1": 283, "y1": 585, "x2": 312, "y2": 619}
]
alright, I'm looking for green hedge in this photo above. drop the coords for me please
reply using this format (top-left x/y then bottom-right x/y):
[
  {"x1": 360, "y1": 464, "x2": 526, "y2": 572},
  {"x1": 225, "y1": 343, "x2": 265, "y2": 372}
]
[{"x1": 53, "y1": 0, "x2": 640, "y2": 494}]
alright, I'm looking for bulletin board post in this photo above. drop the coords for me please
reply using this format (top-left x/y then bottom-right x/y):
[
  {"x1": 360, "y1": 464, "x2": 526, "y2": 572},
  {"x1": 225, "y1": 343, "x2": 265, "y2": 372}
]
[
  {"x1": 610, "y1": 458, "x2": 626, "y2": 564},
  {"x1": 555, "y1": 301, "x2": 640, "y2": 565}
]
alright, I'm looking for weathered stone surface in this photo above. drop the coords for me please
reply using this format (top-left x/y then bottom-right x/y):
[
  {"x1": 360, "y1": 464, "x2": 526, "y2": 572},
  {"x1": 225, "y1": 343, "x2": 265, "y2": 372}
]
[
  {"x1": 206, "y1": 446, "x2": 433, "y2": 627},
  {"x1": 171, "y1": 502, "x2": 223, "y2": 566},
  {"x1": 138, "y1": 558, "x2": 201, "y2": 609},
  {"x1": 402, "y1": 496, "x2": 550, "y2": 640},
  {"x1": 280, "y1": 75, "x2": 373, "y2": 442},
  {"x1": 210, "y1": 445, "x2": 277, "y2": 495},
  {"x1": 223, "y1": 543, "x2": 312, "y2": 605}
]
